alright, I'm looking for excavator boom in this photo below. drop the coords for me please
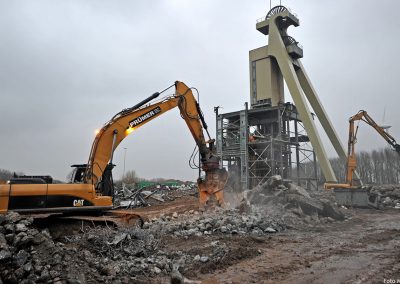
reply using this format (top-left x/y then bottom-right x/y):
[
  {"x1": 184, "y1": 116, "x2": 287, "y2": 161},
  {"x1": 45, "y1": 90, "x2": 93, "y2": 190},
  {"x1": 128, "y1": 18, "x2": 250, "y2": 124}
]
[{"x1": 325, "y1": 110, "x2": 400, "y2": 189}]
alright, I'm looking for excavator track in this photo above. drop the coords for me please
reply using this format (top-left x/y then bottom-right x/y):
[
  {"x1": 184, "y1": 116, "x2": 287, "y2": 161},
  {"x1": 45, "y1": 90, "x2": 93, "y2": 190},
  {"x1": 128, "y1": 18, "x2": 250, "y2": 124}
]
[
  {"x1": 28, "y1": 210, "x2": 143, "y2": 231},
  {"x1": 26, "y1": 195, "x2": 200, "y2": 234}
]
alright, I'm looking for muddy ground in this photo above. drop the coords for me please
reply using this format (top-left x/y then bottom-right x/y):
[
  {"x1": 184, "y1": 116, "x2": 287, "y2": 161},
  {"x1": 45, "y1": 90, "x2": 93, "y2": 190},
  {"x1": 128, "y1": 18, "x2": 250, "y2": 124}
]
[
  {"x1": 133, "y1": 198, "x2": 400, "y2": 284},
  {"x1": 193, "y1": 209, "x2": 400, "y2": 284}
]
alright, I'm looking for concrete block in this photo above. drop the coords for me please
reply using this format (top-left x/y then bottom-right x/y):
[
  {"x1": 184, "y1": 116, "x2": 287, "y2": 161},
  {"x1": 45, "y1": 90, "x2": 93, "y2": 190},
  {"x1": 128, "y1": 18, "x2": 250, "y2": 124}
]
[{"x1": 334, "y1": 188, "x2": 369, "y2": 208}]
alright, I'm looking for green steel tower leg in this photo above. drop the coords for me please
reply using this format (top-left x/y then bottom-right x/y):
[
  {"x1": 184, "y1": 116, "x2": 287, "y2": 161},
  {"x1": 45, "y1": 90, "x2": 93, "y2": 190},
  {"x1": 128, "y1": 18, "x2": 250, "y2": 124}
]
[{"x1": 267, "y1": 24, "x2": 337, "y2": 182}]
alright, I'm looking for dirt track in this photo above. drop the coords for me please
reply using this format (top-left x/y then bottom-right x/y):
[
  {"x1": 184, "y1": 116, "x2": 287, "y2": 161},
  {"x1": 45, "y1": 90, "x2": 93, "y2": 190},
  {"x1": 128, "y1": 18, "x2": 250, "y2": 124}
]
[
  {"x1": 131, "y1": 200, "x2": 399, "y2": 284},
  {"x1": 119, "y1": 197, "x2": 400, "y2": 283},
  {"x1": 180, "y1": 208, "x2": 400, "y2": 284},
  {"x1": 113, "y1": 196, "x2": 199, "y2": 220}
]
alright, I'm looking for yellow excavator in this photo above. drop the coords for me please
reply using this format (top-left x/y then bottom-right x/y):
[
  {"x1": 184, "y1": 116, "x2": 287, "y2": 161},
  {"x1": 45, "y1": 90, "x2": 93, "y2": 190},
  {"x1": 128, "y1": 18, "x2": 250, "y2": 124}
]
[
  {"x1": 0, "y1": 81, "x2": 228, "y2": 214},
  {"x1": 325, "y1": 110, "x2": 400, "y2": 189}
]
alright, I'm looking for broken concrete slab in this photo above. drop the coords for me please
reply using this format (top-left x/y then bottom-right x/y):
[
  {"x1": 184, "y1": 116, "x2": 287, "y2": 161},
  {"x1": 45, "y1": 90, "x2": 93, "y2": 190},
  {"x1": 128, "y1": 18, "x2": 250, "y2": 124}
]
[
  {"x1": 266, "y1": 175, "x2": 283, "y2": 188},
  {"x1": 287, "y1": 183, "x2": 311, "y2": 198}
]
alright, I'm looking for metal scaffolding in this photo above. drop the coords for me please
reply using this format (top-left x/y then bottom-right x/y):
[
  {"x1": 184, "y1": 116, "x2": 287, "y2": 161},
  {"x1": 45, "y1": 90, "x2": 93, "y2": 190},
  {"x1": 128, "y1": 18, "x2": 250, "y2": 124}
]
[{"x1": 216, "y1": 102, "x2": 317, "y2": 191}]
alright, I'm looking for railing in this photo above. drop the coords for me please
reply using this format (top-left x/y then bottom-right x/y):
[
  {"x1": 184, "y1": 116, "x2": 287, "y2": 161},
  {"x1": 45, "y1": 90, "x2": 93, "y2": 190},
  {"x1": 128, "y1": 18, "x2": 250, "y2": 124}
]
[
  {"x1": 266, "y1": 5, "x2": 288, "y2": 20},
  {"x1": 282, "y1": 35, "x2": 303, "y2": 49}
]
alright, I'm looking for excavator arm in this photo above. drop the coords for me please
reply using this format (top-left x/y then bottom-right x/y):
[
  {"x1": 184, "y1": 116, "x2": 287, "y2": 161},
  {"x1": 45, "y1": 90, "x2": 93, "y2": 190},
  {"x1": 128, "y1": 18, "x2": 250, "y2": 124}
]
[
  {"x1": 85, "y1": 81, "x2": 227, "y2": 206},
  {"x1": 345, "y1": 110, "x2": 400, "y2": 186},
  {"x1": 350, "y1": 111, "x2": 400, "y2": 152},
  {"x1": 326, "y1": 110, "x2": 400, "y2": 189}
]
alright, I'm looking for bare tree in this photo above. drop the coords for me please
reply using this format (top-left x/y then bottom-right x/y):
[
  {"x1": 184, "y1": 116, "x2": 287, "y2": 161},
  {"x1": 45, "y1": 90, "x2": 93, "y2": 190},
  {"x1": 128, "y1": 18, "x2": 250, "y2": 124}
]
[
  {"x1": 0, "y1": 169, "x2": 13, "y2": 181},
  {"x1": 298, "y1": 147, "x2": 400, "y2": 186},
  {"x1": 121, "y1": 170, "x2": 138, "y2": 185}
]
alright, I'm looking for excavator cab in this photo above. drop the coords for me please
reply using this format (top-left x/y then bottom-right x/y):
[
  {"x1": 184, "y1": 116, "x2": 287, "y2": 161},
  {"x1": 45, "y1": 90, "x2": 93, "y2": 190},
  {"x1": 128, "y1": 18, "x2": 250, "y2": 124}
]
[
  {"x1": 70, "y1": 164, "x2": 115, "y2": 197},
  {"x1": 70, "y1": 164, "x2": 87, "y2": 183}
]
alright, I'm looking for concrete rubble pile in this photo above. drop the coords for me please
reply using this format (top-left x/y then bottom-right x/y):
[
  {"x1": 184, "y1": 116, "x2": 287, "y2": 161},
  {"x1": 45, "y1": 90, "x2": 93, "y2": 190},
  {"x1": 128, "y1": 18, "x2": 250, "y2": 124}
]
[
  {"x1": 243, "y1": 175, "x2": 345, "y2": 225},
  {"x1": 114, "y1": 183, "x2": 197, "y2": 208},
  {"x1": 0, "y1": 212, "x2": 182, "y2": 283},
  {"x1": 0, "y1": 212, "x2": 100, "y2": 284},
  {"x1": 0, "y1": 212, "x2": 172, "y2": 283},
  {"x1": 65, "y1": 226, "x2": 175, "y2": 279},
  {"x1": 0, "y1": 178, "x2": 347, "y2": 283},
  {"x1": 0, "y1": 209, "x2": 284, "y2": 283},
  {"x1": 368, "y1": 185, "x2": 400, "y2": 209},
  {"x1": 144, "y1": 208, "x2": 285, "y2": 236},
  {"x1": 65, "y1": 207, "x2": 288, "y2": 280}
]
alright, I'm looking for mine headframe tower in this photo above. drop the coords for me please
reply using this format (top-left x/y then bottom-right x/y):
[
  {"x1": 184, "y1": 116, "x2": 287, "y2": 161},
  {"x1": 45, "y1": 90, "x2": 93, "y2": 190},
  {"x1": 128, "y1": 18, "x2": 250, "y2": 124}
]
[{"x1": 216, "y1": 6, "x2": 349, "y2": 191}]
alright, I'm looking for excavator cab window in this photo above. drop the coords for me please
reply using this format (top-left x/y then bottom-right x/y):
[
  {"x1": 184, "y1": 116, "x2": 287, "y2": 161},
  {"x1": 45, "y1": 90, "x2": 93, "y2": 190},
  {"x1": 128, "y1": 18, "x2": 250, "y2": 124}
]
[{"x1": 70, "y1": 164, "x2": 87, "y2": 183}]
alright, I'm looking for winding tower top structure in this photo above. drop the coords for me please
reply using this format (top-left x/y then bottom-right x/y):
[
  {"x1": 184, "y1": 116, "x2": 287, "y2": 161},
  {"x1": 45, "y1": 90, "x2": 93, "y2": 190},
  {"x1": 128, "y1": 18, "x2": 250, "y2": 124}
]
[{"x1": 250, "y1": 6, "x2": 348, "y2": 183}]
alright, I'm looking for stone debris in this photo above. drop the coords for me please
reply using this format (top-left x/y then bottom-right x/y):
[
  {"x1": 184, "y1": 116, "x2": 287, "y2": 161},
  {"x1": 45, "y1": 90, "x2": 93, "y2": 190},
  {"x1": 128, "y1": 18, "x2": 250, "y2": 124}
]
[
  {"x1": 114, "y1": 183, "x2": 197, "y2": 208},
  {"x1": 264, "y1": 227, "x2": 276, "y2": 233},
  {"x1": 108, "y1": 232, "x2": 127, "y2": 245},
  {"x1": 368, "y1": 184, "x2": 400, "y2": 208},
  {"x1": 0, "y1": 212, "x2": 65, "y2": 284},
  {"x1": 0, "y1": 212, "x2": 177, "y2": 283},
  {"x1": 143, "y1": 207, "x2": 286, "y2": 237},
  {"x1": 0, "y1": 201, "x2": 300, "y2": 283},
  {"x1": 243, "y1": 175, "x2": 345, "y2": 223}
]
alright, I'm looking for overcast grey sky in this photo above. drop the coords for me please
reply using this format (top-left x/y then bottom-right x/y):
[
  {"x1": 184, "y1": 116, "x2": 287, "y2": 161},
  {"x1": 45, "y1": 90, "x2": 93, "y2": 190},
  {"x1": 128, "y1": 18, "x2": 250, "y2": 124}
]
[{"x1": 1, "y1": 0, "x2": 399, "y2": 181}]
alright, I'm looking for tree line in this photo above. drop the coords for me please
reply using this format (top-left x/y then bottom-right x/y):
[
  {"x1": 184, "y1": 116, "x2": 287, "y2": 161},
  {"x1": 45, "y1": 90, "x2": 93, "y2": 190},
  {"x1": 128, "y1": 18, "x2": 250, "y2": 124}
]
[
  {"x1": 298, "y1": 147, "x2": 400, "y2": 185},
  {"x1": 0, "y1": 169, "x2": 14, "y2": 181}
]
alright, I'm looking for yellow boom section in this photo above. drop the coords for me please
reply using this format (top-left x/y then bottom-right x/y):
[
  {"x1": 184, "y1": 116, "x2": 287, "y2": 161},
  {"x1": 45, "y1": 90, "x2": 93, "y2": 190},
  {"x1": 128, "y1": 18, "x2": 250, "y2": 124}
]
[
  {"x1": 84, "y1": 81, "x2": 207, "y2": 185},
  {"x1": 325, "y1": 110, "x2": 400, "y2": 189}
]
